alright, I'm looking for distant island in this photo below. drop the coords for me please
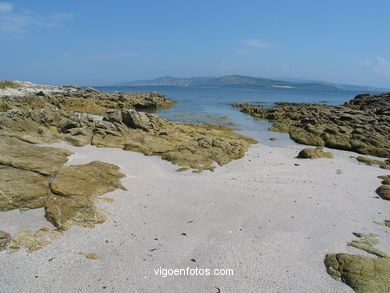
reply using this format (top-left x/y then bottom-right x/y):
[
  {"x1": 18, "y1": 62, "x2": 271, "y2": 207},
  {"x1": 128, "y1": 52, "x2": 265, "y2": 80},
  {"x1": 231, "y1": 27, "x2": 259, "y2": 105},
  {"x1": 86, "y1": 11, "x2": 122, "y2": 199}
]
[{"x1": 122, "y1": 75, "x2": 388, "y2": 91}]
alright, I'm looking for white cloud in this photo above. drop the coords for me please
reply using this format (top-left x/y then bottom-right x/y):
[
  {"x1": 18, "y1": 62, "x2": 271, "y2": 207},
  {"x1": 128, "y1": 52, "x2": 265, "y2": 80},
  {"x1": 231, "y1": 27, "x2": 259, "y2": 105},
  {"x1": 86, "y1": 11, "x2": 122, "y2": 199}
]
[
  {"x1": 0, "y1": 2, "x2": 12, "y2": 13},
  {"x1": 361, "y1": 56, "x2": 390, "y2": 76},
  {"x1": 0, "y1": 3, "x2": 72, "y2": 35},
  {"x1": 236, "y1": 48, "x2": 249, "y2": 55},
  {"x1": 241, "y1": 39, "x2": 271, "y2": 48},
  {"x1": 360, "y1": 59, "x2": 371, "y2": 66}
]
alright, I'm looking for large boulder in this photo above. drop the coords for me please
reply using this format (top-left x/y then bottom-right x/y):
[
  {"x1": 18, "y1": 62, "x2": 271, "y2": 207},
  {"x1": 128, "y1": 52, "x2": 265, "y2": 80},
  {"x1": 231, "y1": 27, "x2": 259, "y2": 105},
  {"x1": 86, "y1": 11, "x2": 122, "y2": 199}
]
[
  {"x1": 325, "y1": 253, "x2": 390, "y2": 293},
  {"x1": 297, "y1": 147, "x2": 333, "y2": 159}
]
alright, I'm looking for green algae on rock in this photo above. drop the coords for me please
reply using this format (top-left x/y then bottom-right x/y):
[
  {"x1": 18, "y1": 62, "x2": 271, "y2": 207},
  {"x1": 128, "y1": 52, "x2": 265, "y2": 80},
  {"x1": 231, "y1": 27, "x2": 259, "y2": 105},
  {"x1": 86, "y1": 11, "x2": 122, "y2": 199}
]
[
  {"x1": 356, "y1": 156, "x2": 390, "y2": 169},
  {"x1": 347, "y1": 232, "x2": 389, "y2": 258},
  {"x1": 233, "y1": 92, "x2": 390, "y2": 157},
  {"x1": 374, "y1": 220, "x2": 390, "y2": 228},
  {"x1": 325, "y1": 253, "x2": 390, "y2": 293},
  {"x1": 376, "y1": 175, "x2": 390, "y2": 201},
  {"x1": 325, "y1": 231, "x2": 390, "y2": 292},
  {"x1": 296, "y1": 147, "x2": 333, "y2": 159}
]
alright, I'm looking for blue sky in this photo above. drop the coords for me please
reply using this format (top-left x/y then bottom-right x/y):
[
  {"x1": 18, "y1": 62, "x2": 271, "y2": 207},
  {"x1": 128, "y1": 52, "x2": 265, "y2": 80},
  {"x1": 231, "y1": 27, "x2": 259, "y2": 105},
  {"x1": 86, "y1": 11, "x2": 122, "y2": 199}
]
[{"x1": 0, "y1": 0, "x2": 389, "y2": 87}]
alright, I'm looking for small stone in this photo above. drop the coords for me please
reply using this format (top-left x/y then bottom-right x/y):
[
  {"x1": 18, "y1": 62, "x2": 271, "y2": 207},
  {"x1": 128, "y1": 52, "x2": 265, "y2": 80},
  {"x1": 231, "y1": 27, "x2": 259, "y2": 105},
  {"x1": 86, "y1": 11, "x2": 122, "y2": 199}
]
[{"x1": 85, "y1": 253, "x2": 98, "y2": 260}]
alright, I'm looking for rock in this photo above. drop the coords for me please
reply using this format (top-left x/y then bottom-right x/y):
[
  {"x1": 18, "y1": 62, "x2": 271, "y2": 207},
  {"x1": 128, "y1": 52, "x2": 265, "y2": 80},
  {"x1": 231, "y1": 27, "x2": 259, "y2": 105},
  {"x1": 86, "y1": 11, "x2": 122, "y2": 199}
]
[
  {"x1": 0, "y1": 135, "x2": 72, "y2": 175},
  {"x1": 376, "y1": 175, "x2": 390, "y2": 200},
  {"x1": 376, "y1": 184, "x2": 390, "y2": 200},
  {"x1": 10, "y1": 228, "x2": 63, "y2": 253},
  {"x1": 297, "y1": 148, "x2": 333, "y2": 159},
  {"x1": 325, "y1": 253, "x2": 390, "y2": 293},
  {"x1": 0, "y1": 136, "x2": 72, "y2": 211},
  {"x1": 347, "y1": 232, "x2": 389, "y2": 258},
  {"x1": 356, "y1": 156, "x2": 390, "y2": 169},
  {"x1": 45, "y1": 193, "x2": 112, "y2": 231},
  {"x1": 85, "y1": 253, "x2": 98, "y2": 259},
  {"x1": 0, "y1": 85, "x2": 174, "y2": 115},
  {"x1": 233, "y1": 92, "x2": 390, "y2": 157},
  {"x1": 0, "y1": 165, "x2": 49, "y2": 211},
  {"x1": 50, "y1": 161, "x2": 126, "y2": 197},
  {"x1": 0, "y1": 230, "x2": 10, "y2": 252},
  {"x1": 120, "y1": 109, "x2": 164, "y2": 131}
]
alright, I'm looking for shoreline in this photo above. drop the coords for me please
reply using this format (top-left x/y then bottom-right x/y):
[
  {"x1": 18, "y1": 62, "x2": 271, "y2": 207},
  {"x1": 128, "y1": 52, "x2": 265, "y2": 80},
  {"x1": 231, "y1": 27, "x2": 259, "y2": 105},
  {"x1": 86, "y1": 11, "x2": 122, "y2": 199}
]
[
  {"x1": 0, "y1": 82, "x2": 389, "y2": 292},
  {"x1": 0, "y1": 142, "x2": 389, "y2": 292}
]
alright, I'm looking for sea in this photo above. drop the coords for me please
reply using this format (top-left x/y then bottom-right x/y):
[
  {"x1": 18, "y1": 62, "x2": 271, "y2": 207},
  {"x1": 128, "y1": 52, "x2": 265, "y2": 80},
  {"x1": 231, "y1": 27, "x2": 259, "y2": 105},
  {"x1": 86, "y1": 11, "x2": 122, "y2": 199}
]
[{"x1": 95, "y1": 85, "x2": 377, "y2": 146}]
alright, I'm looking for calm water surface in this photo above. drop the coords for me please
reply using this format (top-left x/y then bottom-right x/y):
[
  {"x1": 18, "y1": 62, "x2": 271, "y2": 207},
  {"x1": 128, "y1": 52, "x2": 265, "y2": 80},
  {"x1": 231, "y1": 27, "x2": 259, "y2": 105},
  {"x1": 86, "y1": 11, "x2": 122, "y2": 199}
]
[{"x1": 95, "y1": 86, "x2": 374, "y2": 146}]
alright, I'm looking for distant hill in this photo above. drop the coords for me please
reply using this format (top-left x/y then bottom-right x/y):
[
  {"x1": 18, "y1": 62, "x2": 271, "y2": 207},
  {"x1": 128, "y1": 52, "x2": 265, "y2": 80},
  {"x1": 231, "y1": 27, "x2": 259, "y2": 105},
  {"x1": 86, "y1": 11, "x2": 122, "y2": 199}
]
[
  {"x1": 123, "y1": 75, "x2": 336, "y2": 89},
  {"x1": 120, "y1": 75, "x2": 389, "y2": 91}
]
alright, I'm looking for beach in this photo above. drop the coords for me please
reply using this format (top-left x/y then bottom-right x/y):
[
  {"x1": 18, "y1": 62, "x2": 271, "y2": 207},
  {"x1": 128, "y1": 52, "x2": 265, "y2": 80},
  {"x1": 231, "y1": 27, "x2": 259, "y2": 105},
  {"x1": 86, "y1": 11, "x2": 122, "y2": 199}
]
[{"x1": 1, "y1": 142, "x2": 388, "y2": 292}]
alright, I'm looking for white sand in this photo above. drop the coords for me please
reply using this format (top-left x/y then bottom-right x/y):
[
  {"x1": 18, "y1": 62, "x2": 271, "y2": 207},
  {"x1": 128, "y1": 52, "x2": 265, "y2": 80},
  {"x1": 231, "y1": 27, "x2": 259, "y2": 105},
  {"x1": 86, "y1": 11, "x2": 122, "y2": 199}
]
[{"x1": 0, "y1": 143, "x2": 389, "y2": 293}]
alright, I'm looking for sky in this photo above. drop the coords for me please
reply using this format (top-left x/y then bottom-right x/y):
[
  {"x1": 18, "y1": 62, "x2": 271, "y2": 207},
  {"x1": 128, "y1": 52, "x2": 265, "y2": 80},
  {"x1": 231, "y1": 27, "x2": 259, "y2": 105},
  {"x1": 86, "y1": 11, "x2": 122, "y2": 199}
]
[{"x1": 0, "y1": 0, "x2": 389, "y2": 87}]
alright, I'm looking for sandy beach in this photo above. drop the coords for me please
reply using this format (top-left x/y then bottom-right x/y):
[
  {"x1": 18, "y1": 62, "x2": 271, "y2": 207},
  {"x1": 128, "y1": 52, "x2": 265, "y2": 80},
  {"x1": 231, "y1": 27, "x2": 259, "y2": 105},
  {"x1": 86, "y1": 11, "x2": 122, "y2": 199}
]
[{"x1": 1, "y1": 142, "x2": 388, "y2": 293}]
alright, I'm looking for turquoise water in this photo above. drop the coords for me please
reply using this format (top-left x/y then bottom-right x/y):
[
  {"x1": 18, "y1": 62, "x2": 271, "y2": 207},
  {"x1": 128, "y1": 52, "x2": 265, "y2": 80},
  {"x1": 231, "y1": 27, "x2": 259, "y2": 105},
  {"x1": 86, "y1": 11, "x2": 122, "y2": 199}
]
[{"x1": 95, "y1": 85, "x2": 375, "y2": 146}]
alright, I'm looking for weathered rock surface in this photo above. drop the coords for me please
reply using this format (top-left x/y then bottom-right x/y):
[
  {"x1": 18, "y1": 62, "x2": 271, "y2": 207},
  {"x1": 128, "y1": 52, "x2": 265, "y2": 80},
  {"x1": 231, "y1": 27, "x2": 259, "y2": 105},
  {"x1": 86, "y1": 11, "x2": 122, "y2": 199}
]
[
  {"x1": 50, "y1": 161, "x2": 126, "y2": 197},
  {"x1": 376, "y1": 175, "x2": 390, "y2": 200},
  {"x1": 234, "y1": 92, "x2": 390, "y2": 157},
  {"x1": 296, "y1": 147, "x2": 333, "y2": 159},
  {"x1": 0, "y1": 231, "x2": 10, "y2": 252},
  {"x1": 325, "y1": 232, "x2": 390, "y2": 292},
  {"x1": 0, "y1": 106, "x2": 256, "y2": 171},
  {"x1": 0, "y1": 136, "x2": 72, "y2": 211},
  {"x1": 0, "y1": 83, "x2": 174, "y2": 114},
  {"x1": 10, "y1": 228, "x2": 63, "y2": 253},
  {"x1": 46, "y1": 161, "x2": 126, "y2": 231},
  {"x1": 0, "y1": 136, "x2": 126, "y2": 251},
  {"x1": 325, "y1": 253, "x2": 390, "y2": 293}
]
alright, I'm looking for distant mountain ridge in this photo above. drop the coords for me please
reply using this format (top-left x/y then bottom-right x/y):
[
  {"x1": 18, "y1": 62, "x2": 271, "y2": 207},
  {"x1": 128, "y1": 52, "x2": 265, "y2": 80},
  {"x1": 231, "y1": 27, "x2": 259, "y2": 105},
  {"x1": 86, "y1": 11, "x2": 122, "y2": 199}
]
[
  {"x1": 121, "y1": 75, "x2": 388, "y2": 91},
  {"x1": 124, "y1": 75, "x2": 335, "y2": 88}
]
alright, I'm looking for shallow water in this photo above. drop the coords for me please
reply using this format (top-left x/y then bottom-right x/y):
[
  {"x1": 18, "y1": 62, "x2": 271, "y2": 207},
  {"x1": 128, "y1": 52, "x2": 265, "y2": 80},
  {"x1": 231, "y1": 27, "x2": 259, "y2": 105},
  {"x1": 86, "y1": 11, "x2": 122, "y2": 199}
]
[{"x1": 95, "y1": 85, "x2": 376, "y2": 146}]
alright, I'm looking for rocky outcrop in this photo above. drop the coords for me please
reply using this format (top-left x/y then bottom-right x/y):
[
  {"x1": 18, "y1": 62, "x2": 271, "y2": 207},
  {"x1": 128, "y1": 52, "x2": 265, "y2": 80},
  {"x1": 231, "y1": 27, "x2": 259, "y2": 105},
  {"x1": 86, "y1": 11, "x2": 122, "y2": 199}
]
[
  {"x1": 0, "y1": 231, "x2": 10, "y2": 252},
  {"x1": 356, "y1": 156, "x2": 390, "y2": 169},
  {"x1": 0, "y1": 83, "x2": 256, "y2": 252},
  {"x1": 325, "y1": 232, "x2": 390, "y2": 293},
  {"x1": 376, "y1": 175, "x2": 390, "y2": 200},
  {"x1": 325, "y1": 253, "x2": 390, "y2": 293},
  {"x1": 9, "y1": 228, "x2": 63, "y2": 253},
  {"x1": 0, "y1": 106, "x2": 256, "y2": 171},
  {"x1": 296, "y1": 147, "x2": 333, "y2": 159},
  {"x1": 0, "y1": 135, "x2": 126, "y2": 252},
  {"x1": 0, "y1": 83, "x2": 174, "y2": 114},
  {"x1": 233, "y1": 92, "x2": 390, "y2": 157}
]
